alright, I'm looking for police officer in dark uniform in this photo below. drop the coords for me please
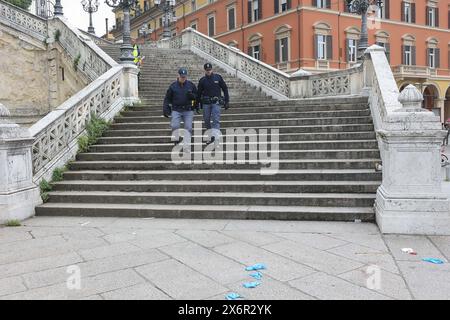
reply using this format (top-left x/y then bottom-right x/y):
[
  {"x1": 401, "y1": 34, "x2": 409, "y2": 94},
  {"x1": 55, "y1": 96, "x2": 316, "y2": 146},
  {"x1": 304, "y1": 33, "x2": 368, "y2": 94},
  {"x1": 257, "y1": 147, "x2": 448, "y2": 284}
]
[
  {"x1": 197, "y1": 63, "x2": 229, "y2": 145},
  {"x1": 163, "y1": 68, "x2": 199, "y2": 152}
]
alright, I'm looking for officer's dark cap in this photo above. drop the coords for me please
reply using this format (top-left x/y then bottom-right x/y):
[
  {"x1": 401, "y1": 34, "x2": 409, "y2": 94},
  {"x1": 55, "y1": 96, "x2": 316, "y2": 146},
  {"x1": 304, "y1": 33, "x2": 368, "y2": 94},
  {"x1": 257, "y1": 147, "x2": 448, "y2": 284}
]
[
  {"x1": 178, "y1": 68, "x2": 188, "y2": 77},
  {"x1": 204, "y1": 63, "x2": 213, "y2": 71}
]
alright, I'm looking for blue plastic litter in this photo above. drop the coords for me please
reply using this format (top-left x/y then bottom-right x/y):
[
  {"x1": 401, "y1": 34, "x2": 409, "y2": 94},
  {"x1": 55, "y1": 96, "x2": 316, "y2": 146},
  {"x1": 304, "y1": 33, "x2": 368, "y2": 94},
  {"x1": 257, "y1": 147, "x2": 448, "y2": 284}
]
[
  {"x1": 250, "y1": 272, "x2": 263, "y2": 280},
  {"x1": 245, "y1": 263, "x2": 266, "y2": 271},
  {"x1": 422, "y1": 258, "x2": 445, "y2": 264},
  {"x1": 226, "y1": 292, "x2": 242, "y2": 300},
  {"x1": 243, "y1": 281, "x2": 261, "y2": 289}
]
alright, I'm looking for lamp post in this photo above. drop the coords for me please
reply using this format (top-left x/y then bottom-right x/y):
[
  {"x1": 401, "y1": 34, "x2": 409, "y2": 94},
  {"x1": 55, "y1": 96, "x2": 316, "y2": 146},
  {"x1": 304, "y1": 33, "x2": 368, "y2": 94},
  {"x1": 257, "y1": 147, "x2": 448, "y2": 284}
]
[
  {"x1": 346, "y1": 0, "x2": 384, "y2": 61},
  {"x1": 105, "y1": 0, "x2": 140, "y2": 63},
  {"x1": 81, "y1": 0, "x2": 100, "y2": 34},
  {"x1": 54, "y1": 0, "x2": 63, "y2": 16},
  {"x1": 154, "y1": 0, "x2": 176, "y2": 39}
]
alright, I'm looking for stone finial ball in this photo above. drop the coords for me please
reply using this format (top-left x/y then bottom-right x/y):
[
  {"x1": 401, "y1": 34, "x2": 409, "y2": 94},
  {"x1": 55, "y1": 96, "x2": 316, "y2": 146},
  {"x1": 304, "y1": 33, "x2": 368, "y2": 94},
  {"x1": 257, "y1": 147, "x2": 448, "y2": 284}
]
[{"x1": 398, "y1": 84, "x2": 423, "y2": 104}]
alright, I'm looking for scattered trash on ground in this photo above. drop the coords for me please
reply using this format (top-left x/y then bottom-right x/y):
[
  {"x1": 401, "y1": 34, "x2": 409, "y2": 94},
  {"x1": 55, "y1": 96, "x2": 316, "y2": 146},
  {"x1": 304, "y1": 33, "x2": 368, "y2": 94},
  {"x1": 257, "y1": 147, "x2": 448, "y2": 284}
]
[
  {"x1": 243, "y1": 282, "x2": 261, "y2": 289},
  {"x1": 79, "y1": 221, "x2": 90, "y2": 226},
  {"x1": 225, "y1": 292, "x2": 242, "y2": 300},
  {"x1": 250, "y1": 272, "x2": 263, "y2": 280},
  {"x1": 245, "y1": 263, "x2": 266, "y2": 271},
  {"x1": 422, "y1": 258, "x2": 445, "y2": 264},
  {"x1": 354, "y1": 219, "x2": 362, "y2": 223},
  {"x1": 401, "y1": 248, "x2": 417, "y2": 255}
]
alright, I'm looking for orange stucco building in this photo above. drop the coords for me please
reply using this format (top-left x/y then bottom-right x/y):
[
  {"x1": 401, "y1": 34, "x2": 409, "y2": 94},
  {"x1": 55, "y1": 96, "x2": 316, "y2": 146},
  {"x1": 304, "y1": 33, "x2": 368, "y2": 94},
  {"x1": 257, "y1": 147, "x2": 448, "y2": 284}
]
[{"x1": 112, "y1": 0, "x2": 450, "y2": 121}]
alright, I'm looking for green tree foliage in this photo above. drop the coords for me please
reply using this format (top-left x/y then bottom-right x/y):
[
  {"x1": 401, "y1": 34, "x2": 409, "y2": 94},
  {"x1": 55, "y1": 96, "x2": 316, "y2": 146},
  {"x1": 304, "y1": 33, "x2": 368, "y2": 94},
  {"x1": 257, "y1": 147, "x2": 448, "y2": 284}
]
[{"x1": 4, "y1": 0, "x2": 33, "y2": 10}]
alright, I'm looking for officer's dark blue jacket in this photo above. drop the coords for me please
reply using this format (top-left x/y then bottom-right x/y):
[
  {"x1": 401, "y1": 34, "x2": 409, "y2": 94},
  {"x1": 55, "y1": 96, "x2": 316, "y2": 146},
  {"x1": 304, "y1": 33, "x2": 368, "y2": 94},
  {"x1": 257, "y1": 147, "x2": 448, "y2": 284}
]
[
  {"x1": 197, "y1": 73, "x2": 229, "y2": 103},
  {"x1": 163, "y1": 80, "x2": 198, "y2": 112}
]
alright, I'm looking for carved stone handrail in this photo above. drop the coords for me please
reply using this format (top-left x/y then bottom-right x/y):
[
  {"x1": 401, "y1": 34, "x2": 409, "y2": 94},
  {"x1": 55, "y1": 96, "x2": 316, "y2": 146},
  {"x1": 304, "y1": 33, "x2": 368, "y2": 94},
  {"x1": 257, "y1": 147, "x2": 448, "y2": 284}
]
[
  {"x1": 48, "y1": 17, "x2": 118, "y2": 82},
  {"x1": 0, "y1": 0, "x2": 47, "y2": 41},
  {"x1": 172, "y1": 28, "x2": 291, "y2": 100},
  {"x1": 30, "y1": 66, "x2": 123, "y2": 182},
  {"x1": 164, "y1": 28, "x2": 363, "y2": 101}
]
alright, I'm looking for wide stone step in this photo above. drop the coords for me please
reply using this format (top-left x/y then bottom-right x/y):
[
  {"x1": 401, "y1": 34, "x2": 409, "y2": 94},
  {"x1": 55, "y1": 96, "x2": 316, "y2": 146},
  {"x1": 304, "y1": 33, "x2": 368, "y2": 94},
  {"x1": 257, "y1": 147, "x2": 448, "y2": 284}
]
[
  {"x1": 75, "y1": 150, "x2": 380, "y2": 161},
  {"x1": 35, "y1": 203, "x2": 375, "y2": 221},
  {"x1": 103, "y1": 124, "x2": 376, "y2": 136},
  {"x1": 62, "y1": 169, "x2": 382, "y2": 181},
  {"x1": 97, "y1": 132, "x2": 377, "y2": 144},
  {"x1": 53, "y1": 180, "x2": 380, "y2": 194},
  {"x1": 45, "y1": 191, "x2": 376, "y2": 207},
  {"x1": 115, "y1": 110, "x2": 371, "y2": 123},
  {"x1": 110, "y1": 117, "x2": 373, "y2": 130},
  {"x1": 88, "y1": 140, "x2": 379, "y2": 153},
  {"x1": 122, "y1": 104, "x2": 370, "y2": 116},
  {"x1": 68, "y1": 159, "x2": 380, "y2": 171}
]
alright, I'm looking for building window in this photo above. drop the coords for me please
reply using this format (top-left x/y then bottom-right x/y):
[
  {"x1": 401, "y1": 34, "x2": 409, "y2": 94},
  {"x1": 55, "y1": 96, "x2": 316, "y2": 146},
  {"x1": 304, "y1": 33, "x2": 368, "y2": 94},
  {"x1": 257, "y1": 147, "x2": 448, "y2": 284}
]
[
  {"x1": 191, "y1": 0, "x2": 196, "y2": 11},
  {"x1": 426, "y1": 6, "x2": 439, "y2": 27},
  {"x1": 275, "y1": 0, "x2": 291, "y2": 14},
  {"x1": 228, "y1": 7, "x2": 236, "y2": 30},
  {"x1": 376, "y1": 42, "x2": 391, "y2": 62},
  {"x1": 427, "y1": 38, "x2": 440, "y2": 68},
  {"x1": 314, "y1": 0, "x2": 330, "y2": 9},
  {"x1": 375, "y1": 0, "x2": 390, "y2": 19},
  {"x1": 403, "y1": 45, "x2": 415, "y2": 65},
  {"x1": 248, "y1": 0, "x2": 262, "y2": 23},
  {"x1": 252, "y1": 45, "x2": 261, "y2": 60},
  {"x1": 275, "y1": 37, "x2": 289, "y2": 63},
  {"x1": 208, "y1": 15, "x2": 215, "y2": 36},
  {"x1": 347, "y1": 39, "x2": 358, "y2": 63},
  {"x1": 314, "y1": 22, "x2": 332, "y2": 61},
  {"x1": 401, "y1": 1, "x2": 415, "y2": 23}
]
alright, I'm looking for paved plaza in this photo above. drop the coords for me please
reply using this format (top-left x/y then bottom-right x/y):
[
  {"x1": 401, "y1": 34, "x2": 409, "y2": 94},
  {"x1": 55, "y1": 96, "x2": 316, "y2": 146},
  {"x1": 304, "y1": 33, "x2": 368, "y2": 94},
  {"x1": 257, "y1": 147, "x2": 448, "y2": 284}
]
[{"x1": 0, "y1": 216, "x2": 449, "y2": 300}]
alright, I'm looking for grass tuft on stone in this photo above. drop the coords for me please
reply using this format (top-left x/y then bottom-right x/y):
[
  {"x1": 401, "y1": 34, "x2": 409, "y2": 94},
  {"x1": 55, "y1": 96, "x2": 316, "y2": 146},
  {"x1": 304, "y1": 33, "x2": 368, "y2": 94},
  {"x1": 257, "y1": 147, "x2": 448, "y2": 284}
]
[
  {"x1": 77, "y1": 114, "x2": 110, "y2": 153},
  {"x1": 5, "y1": 220, "x2": 21, "y2": 227}
]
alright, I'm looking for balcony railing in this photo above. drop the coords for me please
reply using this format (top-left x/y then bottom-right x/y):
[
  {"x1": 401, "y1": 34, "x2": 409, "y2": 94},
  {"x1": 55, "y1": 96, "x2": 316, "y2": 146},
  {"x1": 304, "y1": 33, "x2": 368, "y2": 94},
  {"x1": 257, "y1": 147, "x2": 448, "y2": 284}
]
[{"x1": 392, "y1": 65, "x2": 438, "y2": 77}]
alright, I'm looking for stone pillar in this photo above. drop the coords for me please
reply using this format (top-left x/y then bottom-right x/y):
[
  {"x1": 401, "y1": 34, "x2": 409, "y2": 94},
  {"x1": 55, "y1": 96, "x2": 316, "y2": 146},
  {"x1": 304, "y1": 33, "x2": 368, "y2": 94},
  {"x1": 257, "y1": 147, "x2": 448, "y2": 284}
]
[
  {"x1": 375, "y1": 85, "x2": 450, "y2": 235},
  {"x1": 0, "y1": 104, "x2": 41, "y2": 224},
  {"x1": 120, "y1": 64, "x2": 140, "y2": 105},
  {"x1": 181, "y1": 28, "x2": 193, "y2": 50}
]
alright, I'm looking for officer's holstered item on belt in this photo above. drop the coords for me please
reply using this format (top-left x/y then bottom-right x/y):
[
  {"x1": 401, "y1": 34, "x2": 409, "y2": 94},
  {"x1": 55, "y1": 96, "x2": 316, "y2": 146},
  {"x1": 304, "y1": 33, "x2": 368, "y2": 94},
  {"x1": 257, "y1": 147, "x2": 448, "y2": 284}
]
[{"x1": 202, "y1": 96, "x2": 225, "y2": 106}]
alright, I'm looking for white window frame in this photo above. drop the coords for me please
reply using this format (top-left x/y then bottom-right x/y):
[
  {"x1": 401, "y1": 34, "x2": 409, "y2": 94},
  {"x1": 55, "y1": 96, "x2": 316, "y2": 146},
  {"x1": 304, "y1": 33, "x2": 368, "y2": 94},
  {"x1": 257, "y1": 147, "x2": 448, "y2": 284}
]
[
  {"x1": 404, "y1": 45, "x2": 412, "y2": 65},
  {"x1": 317, "y1": 34, "x2": 327, "y2": 60}
]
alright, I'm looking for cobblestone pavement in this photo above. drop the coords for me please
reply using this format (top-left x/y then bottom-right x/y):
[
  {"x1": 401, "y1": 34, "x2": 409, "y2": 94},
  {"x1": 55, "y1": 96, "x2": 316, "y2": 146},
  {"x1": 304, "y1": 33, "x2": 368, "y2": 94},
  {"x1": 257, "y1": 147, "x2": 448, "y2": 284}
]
[{"x1": 0, "y1": 217, "x2": 449, "y2": 300}]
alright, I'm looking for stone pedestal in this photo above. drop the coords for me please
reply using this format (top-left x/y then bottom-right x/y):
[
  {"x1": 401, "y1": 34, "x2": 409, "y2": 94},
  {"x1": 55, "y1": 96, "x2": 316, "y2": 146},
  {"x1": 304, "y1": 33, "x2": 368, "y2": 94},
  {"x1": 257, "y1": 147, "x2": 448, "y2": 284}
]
[
  {"x1": 375, "y1": 85, "x2": 450, "y2": 235},
  {"x1": 120, "y1": 63, "x2": 140, "y2": 105},
  {"x1": 0, "y1": 104, "x2": 41, "y2": 224}
]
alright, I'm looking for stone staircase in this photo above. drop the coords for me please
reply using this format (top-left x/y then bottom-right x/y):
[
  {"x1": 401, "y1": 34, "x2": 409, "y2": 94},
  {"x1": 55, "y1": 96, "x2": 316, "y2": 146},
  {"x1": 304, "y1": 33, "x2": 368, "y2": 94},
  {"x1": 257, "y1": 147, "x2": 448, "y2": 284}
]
[{"x1": 35, "y1": 45, "x2": 382, "y2": 221}]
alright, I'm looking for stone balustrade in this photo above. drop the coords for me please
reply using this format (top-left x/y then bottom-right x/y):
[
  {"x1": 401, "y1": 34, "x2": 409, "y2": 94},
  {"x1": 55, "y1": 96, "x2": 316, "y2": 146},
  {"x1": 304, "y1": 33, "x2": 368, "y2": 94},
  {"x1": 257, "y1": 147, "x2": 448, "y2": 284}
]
[
  {"x1": 0, "y1": 0, "x2": 47, "y2": 41},
  {"x1": 0, "y1": 4, "x2": 139, "y2": 224}
]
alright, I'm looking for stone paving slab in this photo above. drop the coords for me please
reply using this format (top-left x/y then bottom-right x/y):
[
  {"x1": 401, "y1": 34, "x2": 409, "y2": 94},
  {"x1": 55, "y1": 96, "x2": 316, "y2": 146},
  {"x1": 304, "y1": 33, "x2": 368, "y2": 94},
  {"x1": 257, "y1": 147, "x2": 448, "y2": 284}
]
[
  {"x1": 1, "y1": 269, "x2": 145, "y2": 300},
  {"x1": 329, "y1": 243, "x2": 400, "y2": 274},
  {"x1": 101, "y1": 283, "x2": 171, "y2": 300},
  {"x1": 273, "y1": 232, "x2": 348, "y2": 250},
  {"x1": 175, "y1": 230, "x2": 236, "y2": 248},
  {"x1": 21, "y1": 249, "x2": 169, "y2": 289},
  {"x1": 159, "y1": 242, "x2": 246, "y2": 285},
  {"x1": 263, "y1": 240, "x2": 364, "y2": 275},
  {"x1": 288, "y1": 272, "x2": 391, "y2": 300},
  {"x1": 135, "y1": 259, "x2": 228, "y2": 300},
  {"x1": 338, "y1": 267, "x2": 412, "y2": 300},
  {"x1": 214, "y1": 242, "x2": 316, "y2": 282},
  {"x1": 1, "y1": 217, "x2": 449, "y2": 300},
  {"x1": 383, "y1": 235, "x2": 448, "y2": 263}
]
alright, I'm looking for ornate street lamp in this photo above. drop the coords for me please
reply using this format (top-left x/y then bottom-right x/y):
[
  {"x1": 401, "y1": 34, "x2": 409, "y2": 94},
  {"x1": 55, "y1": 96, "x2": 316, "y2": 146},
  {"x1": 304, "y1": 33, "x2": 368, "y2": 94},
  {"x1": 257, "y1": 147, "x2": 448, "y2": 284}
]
[
  {"x1": 154, "y1": 0, "x2": 176, "y2": 39},
  {"x1": 54, "y1": 0, "x2": 63, "y2": 16},
  {"x1": 82, "y1": 0, "x2": 100, "y2": 34},
  {"x1": 346, "y1": 0, "x2": 384, "y2": 61},
  {"x1": 105, "y1": 0, "x2": 140, "y2": 63}
]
